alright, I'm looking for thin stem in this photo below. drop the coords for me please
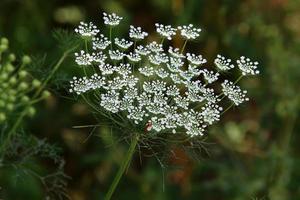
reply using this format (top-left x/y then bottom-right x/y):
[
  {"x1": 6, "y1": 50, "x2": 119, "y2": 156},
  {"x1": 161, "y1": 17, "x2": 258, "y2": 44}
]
[
  {"x1": 109, "y1": 27, "x2": 113, "y2": 50},
  {"x1": 234, "y1": 74, "x2": 243, "y2": 84},
  {"x1": 221, "y1": 103, "x2": 234, "y2": 115},
  {"x1": 105, "y1": 135, "x2": 139, "y2": 200},
  {"x1": 160, "y1": 37, "x2": 165, "y2": 45},
  {"x1": 180, "y1": 40, "x2": 188, "y2": 54}
]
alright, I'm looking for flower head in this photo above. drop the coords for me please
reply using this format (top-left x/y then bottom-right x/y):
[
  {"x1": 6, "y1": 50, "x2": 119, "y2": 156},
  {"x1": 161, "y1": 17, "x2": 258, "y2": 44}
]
[
  {"x1": 155, "y1": 24, "x2": 177, "y2": 40},
  {"x1": 178, "y1": 24, "x2": 201, "y2": 40},
  {"x1": 92, "y1": 34, "x2": 111, "y2": 50},
  {"x1": 222, "y1": 80, "x2": 249, "y2": 105},
  {"x1": 186, "y1": 53, "x2": 207, "y2": 66},
  {"x1": 75, "y1": 22, "x2": 99, "y2": 37},
  {"x1": 103, "y1": 12, "x2": 122, "y2": 26},
  {"x1": 129, "y1": 25, "x2": 148, "y2": 40},
  {"x1": 214, "y1": 55, "x2": 234, "y2": 71},
  {"x1": 70, "y1": 12, "x2": 259, "y2": 137},
  {"x1": 114, "y1": 38, "x2": 133, "y2": 50},
  {"x1": 237, "y1": 56, "x2": 260, "y2": 75}
]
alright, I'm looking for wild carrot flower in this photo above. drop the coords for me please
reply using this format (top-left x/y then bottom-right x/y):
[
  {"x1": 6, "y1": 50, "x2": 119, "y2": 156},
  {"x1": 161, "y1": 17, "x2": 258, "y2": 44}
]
[{"x1": 71, "y1": 13, "x2": 259, "y2": 138}]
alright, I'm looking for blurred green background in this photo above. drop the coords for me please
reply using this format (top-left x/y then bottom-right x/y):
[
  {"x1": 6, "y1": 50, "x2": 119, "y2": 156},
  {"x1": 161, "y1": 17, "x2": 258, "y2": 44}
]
[{"x1": 0, "y1": 0, "x2": 300, "y2": 199}]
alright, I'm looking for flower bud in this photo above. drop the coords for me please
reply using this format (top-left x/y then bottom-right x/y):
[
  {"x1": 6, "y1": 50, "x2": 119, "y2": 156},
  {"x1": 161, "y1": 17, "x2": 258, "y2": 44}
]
[
  {"x1": 8, "y1": 95, "x2": 16, "y2": 102},
  {"x1": 8, "y1": 53, "x2": 16, "y2": 62},
  {"x1": 0, "y1": 73, "x2": 8, "y2": 81},
  {"x1": 32, "y1": 79, "x2": 41, "y2": 88},
  {"x1": 21, "y1": 96, "x2": 30, "y2": 103},
  {"x1": 27, "y1": 107, "x2": 36, "y2": 117},
  {"x1": 0, "y1": 44, "x2": 8, "y2": 52},
  {"x1": 0, "y1": 113, "x2": 6, "y2": 122},
  {"x1": 9, "y1": 77, "x2": 17, "y2": 85},
  {"x1": 5, "y1": 63, "x2": 14, "y2": 73},
  {"x1": 42, "y1": 90, "x2": 51, "y2": 98},
  {"x1": 0, "y1": 100, "x2": 5, "y2": 107},
  {"x1": 22, "y1": 55, "x2": 31, "y2": 65},
  {"x1": 19, "y1": 70, "x2": 28, "y2": 78},
  {"x1": 19, "y1": 82, "x2": 28, "y2": 91},
  {"x1": 0, "y1": 38, "x2": 9, "y2": 46},
  {"x1": 6, "y1": 103, "x2": 14, "y2": 111}
]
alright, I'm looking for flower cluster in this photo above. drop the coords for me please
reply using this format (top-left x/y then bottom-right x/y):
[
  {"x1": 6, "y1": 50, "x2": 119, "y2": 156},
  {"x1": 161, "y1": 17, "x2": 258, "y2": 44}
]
[
  {"x1": 0, "y1": 37, "x2": 50, "y2": 123},
  {"x1": 71, "y1": 13, "x2": 259, "y2": 137}
]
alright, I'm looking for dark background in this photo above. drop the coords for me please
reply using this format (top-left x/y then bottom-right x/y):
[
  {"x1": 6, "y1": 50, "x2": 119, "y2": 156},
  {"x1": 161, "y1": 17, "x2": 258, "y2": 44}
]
[{"x1": 0, "y1": 0, "x2": 300, "y2": 199}]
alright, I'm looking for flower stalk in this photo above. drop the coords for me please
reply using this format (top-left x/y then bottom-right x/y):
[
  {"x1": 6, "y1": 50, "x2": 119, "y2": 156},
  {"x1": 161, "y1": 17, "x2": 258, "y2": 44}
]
[{"x1": 105, "y1": 134, "x2": 139, "y2": 200}]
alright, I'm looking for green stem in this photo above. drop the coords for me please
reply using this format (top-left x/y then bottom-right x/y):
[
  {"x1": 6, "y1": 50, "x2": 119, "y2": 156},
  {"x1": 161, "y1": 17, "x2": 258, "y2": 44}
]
[
  {"x1": 104, "y1": 135, "x2": 139, "y2": 200},
  {"x1": 109, "y1": 27, "x2": 113, "y2": 50},
  {"x1": 234, "y1": 74, "x2": 243, "y2": 84},
  {"x1": 180, "y1": 40, "x2": 188, "y2": 54},
  {"x1": 221, "y1": 103, "x2": 234, "y2": 115}
]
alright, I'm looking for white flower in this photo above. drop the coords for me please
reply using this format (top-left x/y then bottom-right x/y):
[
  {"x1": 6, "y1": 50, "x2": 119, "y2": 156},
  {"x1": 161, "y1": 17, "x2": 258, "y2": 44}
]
[
  {"x1": 178, "y1": 24, "x2": 201, "y2": 40},
  {"x1": 166, "y1": 85, "x2": 179, "y2": 96},
  {"x1": 151, "y1": 80, "x2": 167, "y2": 93},
  {"x1": 201, "y1": 103, "x2": 223, "y2": 125},
  {"x1": 99, "y1": 63, "x2": 115, "y2": 75},
  {"x1": 123, "y1": 75, "x2": 139, "y2": 88},
  {"x1": 156, "y1": 68, "x2": 169, "y2": 79},
  {"x1": 69, "y1": 77, "x2": 91, "y2": 94},
  {"x1": 147, "y1": 41, "x2": 163, "y2": 53},
  {"x1": 129, "y1": 25, "x2": 148, "y2": 40},
  {"x1": 203, "y1": 88, "x2": 219, "y2": 104},
  {"x1": 135, "y1": 45, "x2": 151, "y2": 56},
  {"x1": 89, "y1": 74, "x2": 106, "y2": 89},
  {"x1": 106, "y1": 76, "x2": 126, "y2": 90},
  {"x1": 103, "y1": 12, "x2": 122, "y2": 26},
  {"x1": 186, "y1": 124, "x2": 205, "y2": 136},
  {"x1": 214, "y1": 55, "x2": 234, "y2": 71},
  {"x1": 237, "y1": 56, "x2": 259, "y2": 75},
  {"x1": 127, "y1": 106, "x2": 147, "y2": 124},
  {"x1": 186, "y1": 89, "x2": 204, "y2": 103},
  {"x1": 75, "y1": 22, "x2": 99, "y2": 37},
  {"x1": 120, "y1": 98, "x2": 134, "y2": 111},
  {"x1": 127, "y1": 52, "x2": 141, "y2": 62},
  {"x1": 115, "y1": 63, "x2": 131, "y2": 76},
  {"x1": 137, "y1": 92, "x2": 152, "y2": 107},
  {"x1": 139, "y1": 66, "x2": 154, "y2": 77},
  {"x1": 148, "y1": 54, "x2": 161, "y2": 65},
  {"x1": 100, "y1": 90, "x2": 120, "y2": 113},
  {"x1": 188, "y1": 65, "x2": 201, "y2": 76},
  {"x1": 114, "y1": 38, "x2": 133, "y2": 50},
  {"x1": 70, "y1": 13, "x2": 258, "y2": 137},
  {"x1": 150, "y1": 117, "x2": 165, "y2": 132},
  {"x1": 124, "y1": 87, "x2": 138, "y2": 99},
  {"x1": 155, "y1": 23, "x2": 177, "y2": 40},
  {"x1": 154, "y1": 52, "x2": 169, "y2": 64},
  {"x1": 200, "y1": 69, "x2": 220, "y2": 84},
  {"x1": 180, "y1": 70, "x2": 195, "y2": 81},
  {"x1": 92, "y1": 34, "x2": 111, "y2": 50},
  {"x1": 170, "y1": 73, "x2": 183, "y2": 84},
  {"x1": 168, "y1": 47, "x2": 185, "y2": 58},
  {"x1": 75, "y1": 51, "x2": 93, "y2": 66},
  {"x1": 221, "y1": 80, "x2": 249, "y2": 105},
  {"x1": 174, "y1": 96, "x2": 189, "y2": 109},
  {"x1": 92, "y1": 52, "x2": 107, "y2": 64},
  {"x1": 109, "y1": 49, "x2": 125, "y2": 61},
  {"x1": 186, "y1": 53, "x2": 207, "y2": 65},
  {"x1": 169, "y1": 57, "x2": 184, "y2": 70}
]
